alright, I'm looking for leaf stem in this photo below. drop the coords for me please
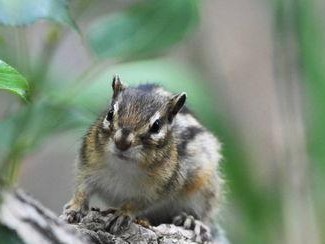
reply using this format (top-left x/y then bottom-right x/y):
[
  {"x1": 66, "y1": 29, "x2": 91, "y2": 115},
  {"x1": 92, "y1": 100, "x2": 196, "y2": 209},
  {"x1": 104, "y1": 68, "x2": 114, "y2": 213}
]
[
  {"x1": 1, "y1": 29, "x2": 31, "y2": 185},
  {"x1": 31, "y1": 25, "x2": 65, "y2": 97}
]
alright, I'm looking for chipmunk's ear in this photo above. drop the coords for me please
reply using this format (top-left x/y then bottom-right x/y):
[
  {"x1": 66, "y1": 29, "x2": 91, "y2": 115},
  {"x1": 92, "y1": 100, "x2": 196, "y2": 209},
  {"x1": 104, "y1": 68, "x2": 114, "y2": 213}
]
[
  {"x1": 112, "y1": 74, "x2": 125, "y2": 99},
  {"x1": 167, "y1": 92, "x2": 186, "y2": 122}
]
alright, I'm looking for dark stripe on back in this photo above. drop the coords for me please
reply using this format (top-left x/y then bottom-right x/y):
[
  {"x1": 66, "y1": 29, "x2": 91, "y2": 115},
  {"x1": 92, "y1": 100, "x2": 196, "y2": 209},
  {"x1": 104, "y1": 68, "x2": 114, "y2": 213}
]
[{"x1": 177, "y1": 126, "x2": 204, "y2": 157}]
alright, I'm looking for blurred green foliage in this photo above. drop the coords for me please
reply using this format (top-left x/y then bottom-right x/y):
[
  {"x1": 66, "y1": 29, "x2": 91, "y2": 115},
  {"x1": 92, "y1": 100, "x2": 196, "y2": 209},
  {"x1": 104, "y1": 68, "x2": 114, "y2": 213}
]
[
  {"x1": 0, "y1": 0, "x2": 203, "y2": 184},
  {"x1": 87, "y1": 0, "x2": 198, "y2": 59},
  {"x1": 296, "y1": 0, "x2": 325, "y2": 242},
  {"x1": 0, "y1": 0, "x2": 76, "y2": 28},
  {"x1": 272, "y1": 0, "x2": 325, "y2": 243}
]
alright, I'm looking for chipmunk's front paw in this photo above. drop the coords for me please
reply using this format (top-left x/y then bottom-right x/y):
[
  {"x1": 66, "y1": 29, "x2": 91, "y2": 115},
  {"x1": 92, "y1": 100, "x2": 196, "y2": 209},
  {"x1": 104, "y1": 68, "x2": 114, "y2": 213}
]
[
  {"x1": 103, "y1": 209, "x2": 133, "y2": 234},
  {"x1": 61, "y1": 202, "x2": 88, "y2": 224},
  {"x1": 173, "y1": 212, "x2": 211, "y2": 243}
]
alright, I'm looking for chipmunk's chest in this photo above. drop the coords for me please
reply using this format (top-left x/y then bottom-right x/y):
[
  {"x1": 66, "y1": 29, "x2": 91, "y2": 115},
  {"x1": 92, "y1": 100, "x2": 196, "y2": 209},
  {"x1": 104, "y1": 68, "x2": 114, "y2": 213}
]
[{"x1": 90, "y1": 154, "x2": 157, "y2": 205}]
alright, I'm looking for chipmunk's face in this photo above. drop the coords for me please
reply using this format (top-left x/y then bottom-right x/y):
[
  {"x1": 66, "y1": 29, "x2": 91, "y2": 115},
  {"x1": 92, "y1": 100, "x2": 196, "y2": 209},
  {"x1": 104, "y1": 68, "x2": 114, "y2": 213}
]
[{"x1": 101, "y1": 76, "x2": 186, "y2": 161}]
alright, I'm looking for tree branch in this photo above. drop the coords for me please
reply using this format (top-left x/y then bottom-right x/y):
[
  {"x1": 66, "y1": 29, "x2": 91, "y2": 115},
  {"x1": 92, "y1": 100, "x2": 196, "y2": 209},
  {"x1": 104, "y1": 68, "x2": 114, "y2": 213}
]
[{"x1": 0, "y1": 189, "x2": 228, "y2": 244}]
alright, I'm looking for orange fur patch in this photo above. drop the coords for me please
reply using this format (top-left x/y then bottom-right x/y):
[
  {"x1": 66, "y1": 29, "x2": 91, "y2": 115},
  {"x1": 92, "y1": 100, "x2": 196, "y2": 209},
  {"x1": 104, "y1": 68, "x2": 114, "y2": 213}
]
[{"x1": 182, "y1": 169, "x2": 213, "y2": 195}]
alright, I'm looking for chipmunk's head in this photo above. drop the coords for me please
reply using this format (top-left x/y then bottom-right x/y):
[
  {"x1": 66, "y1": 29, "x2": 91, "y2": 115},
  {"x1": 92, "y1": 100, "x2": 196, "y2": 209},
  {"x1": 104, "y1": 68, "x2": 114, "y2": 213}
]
[{"x1": 102, "y1": 75, "x2": 186, "y2": 161}]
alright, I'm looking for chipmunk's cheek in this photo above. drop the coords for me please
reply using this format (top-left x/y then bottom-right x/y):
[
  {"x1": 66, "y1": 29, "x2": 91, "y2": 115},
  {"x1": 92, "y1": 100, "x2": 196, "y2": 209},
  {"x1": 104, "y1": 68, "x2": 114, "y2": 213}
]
[
  {"x1": 102, "y1": 119, "x2": 110, "y2": 130},
  {"x1": 106, "y1": 140, "x2": 115, "y2": 154},
  {"x1": 131, "y1": 146, "x2": 144, "y2": 161}
]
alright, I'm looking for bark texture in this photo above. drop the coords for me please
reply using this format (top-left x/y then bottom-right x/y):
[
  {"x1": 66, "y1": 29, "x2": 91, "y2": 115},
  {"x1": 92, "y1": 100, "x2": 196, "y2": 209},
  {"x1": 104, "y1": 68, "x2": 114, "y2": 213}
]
[{"x1": 0, "y1": 189, "x2": 228, "y2": 244}]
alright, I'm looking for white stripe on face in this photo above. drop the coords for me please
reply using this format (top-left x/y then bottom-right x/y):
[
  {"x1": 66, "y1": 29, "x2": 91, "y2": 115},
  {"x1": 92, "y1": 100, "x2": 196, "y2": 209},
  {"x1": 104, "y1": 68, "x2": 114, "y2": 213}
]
[
  {"x1": 149, "y1": 111, "x2": 161, "y2": 125},
  {"x1": 113, "y1": 102, "x2": 119, "y2": 114},
  {"x1": 103, "y1": 102, "x2": 119, "y2": 129}
]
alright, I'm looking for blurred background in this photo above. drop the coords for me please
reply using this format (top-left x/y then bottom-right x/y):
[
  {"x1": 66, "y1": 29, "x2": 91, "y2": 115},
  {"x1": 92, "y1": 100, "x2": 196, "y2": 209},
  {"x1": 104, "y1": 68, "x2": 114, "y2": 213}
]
[{"x1": 0, "y1": 0, "x2": 324, "y2": 243}]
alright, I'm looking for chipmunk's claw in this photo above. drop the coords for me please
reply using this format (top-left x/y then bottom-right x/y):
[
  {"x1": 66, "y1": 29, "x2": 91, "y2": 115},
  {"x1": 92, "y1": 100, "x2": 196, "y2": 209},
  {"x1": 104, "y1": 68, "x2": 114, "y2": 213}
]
[
  {"x1": 64, "y1": 210, "x2": 82, "y2": 223},
  {"x1": 61, "y1": 204, "x2": 88, "y2": 224},
  {"x1": 173, "y1": 212, "x2": 211, "y2": 243},
  {"x1": 104, "y1": 211, "x2": 132, "y2": 234},
  {"x1": 173, "y1": 212, "x2": 195, "y2": 229}
]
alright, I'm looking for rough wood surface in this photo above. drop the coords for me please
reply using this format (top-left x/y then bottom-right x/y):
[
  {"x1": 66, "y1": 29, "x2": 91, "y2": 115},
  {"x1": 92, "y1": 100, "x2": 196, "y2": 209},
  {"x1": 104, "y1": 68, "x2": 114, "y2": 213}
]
[{"x1": 0, "y1": 189, "x2": 228, "y2": 244}]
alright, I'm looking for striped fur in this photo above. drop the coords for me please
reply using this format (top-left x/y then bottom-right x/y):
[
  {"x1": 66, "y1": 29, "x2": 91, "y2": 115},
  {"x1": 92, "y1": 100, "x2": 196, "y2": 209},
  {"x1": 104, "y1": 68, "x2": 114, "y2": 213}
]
[{"x1": 64, "y1": 81, "x2": 224, "y2": 241}]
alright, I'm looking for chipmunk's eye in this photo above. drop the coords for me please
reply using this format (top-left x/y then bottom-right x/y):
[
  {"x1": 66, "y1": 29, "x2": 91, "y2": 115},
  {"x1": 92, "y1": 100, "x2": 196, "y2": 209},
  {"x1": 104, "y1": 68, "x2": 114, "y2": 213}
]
[
  {"x1": 106, "y1": 109, "x2": 114, "y2": 121},
  {"x1": 150, "y1": 119, "x2": 161, "y2": 133}
]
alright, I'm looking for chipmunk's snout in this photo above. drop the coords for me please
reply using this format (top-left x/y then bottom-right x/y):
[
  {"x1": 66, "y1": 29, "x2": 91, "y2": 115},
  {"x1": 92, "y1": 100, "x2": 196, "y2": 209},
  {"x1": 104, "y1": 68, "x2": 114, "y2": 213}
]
[{"x1": 114, "y1": 128, "x2": 134, "y2": 151}]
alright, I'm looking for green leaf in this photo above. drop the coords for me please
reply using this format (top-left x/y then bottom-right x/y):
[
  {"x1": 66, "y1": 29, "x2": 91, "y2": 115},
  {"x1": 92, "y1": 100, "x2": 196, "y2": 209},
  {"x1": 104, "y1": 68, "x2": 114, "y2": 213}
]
[
  {"x1": 0, "y1": 0, "x2": 76, "y2": 28},
  {"x1": 0, "y1": 98, "x2": 91, "y2": 169},
  {"x1": 0, "y1": 60, "x2": 29, "y2": 101},
  {"x1": 87, "y1": 0, "x2": 199, "y2": 59}
]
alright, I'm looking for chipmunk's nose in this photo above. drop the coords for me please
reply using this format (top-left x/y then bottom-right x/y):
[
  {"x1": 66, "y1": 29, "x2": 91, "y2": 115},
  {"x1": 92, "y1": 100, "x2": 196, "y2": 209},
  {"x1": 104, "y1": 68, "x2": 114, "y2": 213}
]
[{"x1": 114, "y1": 128, "x2": 133, "y2": 151}]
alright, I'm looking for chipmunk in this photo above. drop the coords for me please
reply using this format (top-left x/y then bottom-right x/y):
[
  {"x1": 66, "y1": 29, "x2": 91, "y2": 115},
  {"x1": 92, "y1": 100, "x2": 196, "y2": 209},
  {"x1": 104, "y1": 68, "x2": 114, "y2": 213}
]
[{"x1": 63, "y1": 75, "x2": 224, "y2": 243}]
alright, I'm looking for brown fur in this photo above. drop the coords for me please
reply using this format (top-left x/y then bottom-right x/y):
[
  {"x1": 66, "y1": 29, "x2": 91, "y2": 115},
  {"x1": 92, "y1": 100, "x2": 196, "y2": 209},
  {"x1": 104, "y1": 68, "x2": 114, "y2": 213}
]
[
  {"x1": 63, "y1": 81, "x2": 224, "y2": 242},
  {"x1": 182, "y1": 168, "x2": 214, "y2": 196}
]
